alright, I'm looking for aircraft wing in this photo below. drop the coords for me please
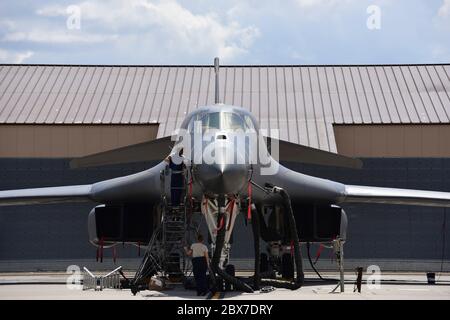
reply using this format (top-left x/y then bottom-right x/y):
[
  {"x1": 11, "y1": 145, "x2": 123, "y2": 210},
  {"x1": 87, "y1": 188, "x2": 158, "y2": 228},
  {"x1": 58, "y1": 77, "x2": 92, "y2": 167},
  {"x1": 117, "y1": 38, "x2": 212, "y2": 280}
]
[
  {"x1": 342, "y1": 185, "x2": 450, "y2": 207},
  {"x1": 70, "y1": 136, "x2": 173, "y2": 169},
  {"x1": 265, "y1": 136, "x2": 362, "y2": 169},
  {"x1": 0, "y1": 160, "x2": 166, "y2": 207},
  {"x1": 0, "y1": 185, "x2": 93, "y2": 206}
]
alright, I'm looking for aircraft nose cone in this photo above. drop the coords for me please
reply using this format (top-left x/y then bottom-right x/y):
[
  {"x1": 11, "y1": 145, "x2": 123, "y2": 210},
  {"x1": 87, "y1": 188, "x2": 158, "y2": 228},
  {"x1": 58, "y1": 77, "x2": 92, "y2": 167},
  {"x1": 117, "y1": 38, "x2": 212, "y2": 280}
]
[
  {"x1": 194, "y1": 146, "x2": 248, "y2": 195},
  {"x1": 195, "y1": 162, "x2": 248, "y2": 195}
]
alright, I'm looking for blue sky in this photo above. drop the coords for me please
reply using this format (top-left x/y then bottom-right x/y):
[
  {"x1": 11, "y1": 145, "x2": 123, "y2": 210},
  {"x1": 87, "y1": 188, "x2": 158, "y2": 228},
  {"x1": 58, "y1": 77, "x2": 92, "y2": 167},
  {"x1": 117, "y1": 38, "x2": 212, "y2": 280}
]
[{"x1": 0, "y1": 0, "x2": 449, "y2": 65}]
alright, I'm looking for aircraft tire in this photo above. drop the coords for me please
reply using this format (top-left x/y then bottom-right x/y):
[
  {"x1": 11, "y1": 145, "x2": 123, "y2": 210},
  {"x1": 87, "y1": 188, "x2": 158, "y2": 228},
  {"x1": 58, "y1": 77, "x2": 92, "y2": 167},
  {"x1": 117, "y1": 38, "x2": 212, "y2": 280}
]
[
  {"x1": 224, "y1": 264, "x2": 235, "y2": 291},
  {"x1": 281, "y1": 253, "x2": 294, "y2": 280},
  {"x1": 260, "y1": 253, "x2": 269, "y2": 273}
]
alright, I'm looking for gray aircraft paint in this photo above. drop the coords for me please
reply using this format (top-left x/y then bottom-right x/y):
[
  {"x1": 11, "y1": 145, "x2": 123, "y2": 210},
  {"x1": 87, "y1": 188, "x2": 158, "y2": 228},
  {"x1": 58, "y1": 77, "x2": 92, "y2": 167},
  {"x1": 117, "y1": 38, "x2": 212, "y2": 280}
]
[
  {"x1": 0, "y1": 158, "x2": 449, "y2": 270},
  {"x1": 1, "y1": 104, "x2": 450, "y2": 210}
]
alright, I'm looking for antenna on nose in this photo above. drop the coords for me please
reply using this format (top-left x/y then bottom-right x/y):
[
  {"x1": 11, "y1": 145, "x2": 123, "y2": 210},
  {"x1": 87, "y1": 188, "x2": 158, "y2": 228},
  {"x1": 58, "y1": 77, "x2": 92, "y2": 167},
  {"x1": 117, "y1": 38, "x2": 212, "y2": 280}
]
[{"x1": 214, "y1": 57, "x2": 220, "y2": 104}]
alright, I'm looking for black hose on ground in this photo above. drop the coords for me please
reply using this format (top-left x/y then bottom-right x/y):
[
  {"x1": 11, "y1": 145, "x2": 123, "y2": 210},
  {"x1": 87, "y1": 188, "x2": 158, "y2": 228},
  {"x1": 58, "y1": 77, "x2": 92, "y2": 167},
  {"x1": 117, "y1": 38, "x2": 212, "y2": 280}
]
[
  {"x1": 306, "y1": 242, "x2": 326, "y2": 281},
  {"x1": 210, "y1": 200, "x2": 253, "y2": 293},
  {"x1": 211, "y1": 213, "x2": 225, "y2": 270},
  {"x1": 209, "y1": 209, "x2": 225, "y2": 291},
  {"x1": 210, "y1": 196, "x2": 227, "y2": 272},
  {"x1": 215, "y1": 265, "x2": 253, "y2": 292},
  {"x1": 250, "y1": 204, "x2": 261, "y2": 290},
  {"x1": 274, "y1": 187, "x2": 304, "y2": 287},
  {"x1": 260, "y1": 279, "x2": 301, "y2": 290},
  {"x1": 306, "y1": 242, "x2": 340, "y2": 283}
]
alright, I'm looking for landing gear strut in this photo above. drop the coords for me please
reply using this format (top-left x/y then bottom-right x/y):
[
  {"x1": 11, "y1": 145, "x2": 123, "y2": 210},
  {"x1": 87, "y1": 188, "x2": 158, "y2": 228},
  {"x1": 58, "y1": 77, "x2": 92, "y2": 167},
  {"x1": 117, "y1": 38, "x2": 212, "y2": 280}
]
[
  {"x1": 209, "y1": 195, "x2": 253, "y2": 293},
  {"x1": 250, "y1": 183, "x2": 304, "y2": 290},
  {"x1": 331, "y1": 237, "x2": 345, "y2": 293}
]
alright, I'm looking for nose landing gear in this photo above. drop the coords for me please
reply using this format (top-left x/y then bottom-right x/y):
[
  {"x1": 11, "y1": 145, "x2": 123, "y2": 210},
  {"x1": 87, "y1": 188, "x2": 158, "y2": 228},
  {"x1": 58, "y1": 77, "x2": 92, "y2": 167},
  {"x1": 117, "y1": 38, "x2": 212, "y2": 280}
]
[{"x1": 208, "y1": 195, "x2": 254, "y2": 293}]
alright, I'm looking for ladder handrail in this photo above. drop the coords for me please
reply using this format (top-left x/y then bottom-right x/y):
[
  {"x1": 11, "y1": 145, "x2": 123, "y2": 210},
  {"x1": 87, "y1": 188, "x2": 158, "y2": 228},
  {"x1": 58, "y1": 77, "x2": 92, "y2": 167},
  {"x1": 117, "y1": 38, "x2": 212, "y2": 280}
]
[{"x1": 132, "y1": 166, "x2": 197, "y2": 289}]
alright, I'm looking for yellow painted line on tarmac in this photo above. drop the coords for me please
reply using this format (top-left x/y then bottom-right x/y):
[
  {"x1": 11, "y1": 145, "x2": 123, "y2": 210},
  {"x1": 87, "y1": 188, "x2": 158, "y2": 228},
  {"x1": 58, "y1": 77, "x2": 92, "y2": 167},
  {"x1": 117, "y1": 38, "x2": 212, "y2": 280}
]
[
  {"x1": 207, "y1": 291, "x2": 225, "y2": 300},
  {"x1": 211, "y1": 292, "x2": 221, "y2": 299}
]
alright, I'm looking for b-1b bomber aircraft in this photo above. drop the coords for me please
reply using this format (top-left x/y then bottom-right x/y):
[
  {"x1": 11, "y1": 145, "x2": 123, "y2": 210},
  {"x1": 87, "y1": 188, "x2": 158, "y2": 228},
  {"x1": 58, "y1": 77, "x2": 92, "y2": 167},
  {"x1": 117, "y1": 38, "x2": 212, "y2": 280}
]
[{"x1": 1, "y1": 59, "x2": 450, "y2": 294}]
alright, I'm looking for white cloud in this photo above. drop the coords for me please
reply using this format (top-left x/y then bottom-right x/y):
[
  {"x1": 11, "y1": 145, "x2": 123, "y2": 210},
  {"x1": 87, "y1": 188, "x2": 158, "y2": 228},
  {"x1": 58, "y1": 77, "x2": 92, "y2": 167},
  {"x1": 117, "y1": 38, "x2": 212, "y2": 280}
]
[
  {"x1": 0, "y1": 49, "x2": 34, "y2": 63},
  {"x1": 438, "y1": 0, "x2": 450, "y2": 17},
  {"x1": 34, "y1": 0, "x2": 260, "y2": 60},
  {"x1": 3, "y1": 30, "x2": 118, "y2": 44},
  {"x1": 291, "y1": 0, "x2": 359, "y2": 23},
  {"x1": 1, "y1": 0, "x2": 446, "y2": 65},
  {"x1": 296, "y1": 0, "x2": 330, "y2": 7},
  {"x1": 137, "y1": 0, "x2": 260, "y2": 59},
  {"x1": 15, "y1": 51, "x2": 34, "y2": 63},
  {"x1": 295, "y1": 0, "x2": 348, "y2": 8},
  {"x1": 36, "y1": 6, "x2": 68, "y2": 17}
]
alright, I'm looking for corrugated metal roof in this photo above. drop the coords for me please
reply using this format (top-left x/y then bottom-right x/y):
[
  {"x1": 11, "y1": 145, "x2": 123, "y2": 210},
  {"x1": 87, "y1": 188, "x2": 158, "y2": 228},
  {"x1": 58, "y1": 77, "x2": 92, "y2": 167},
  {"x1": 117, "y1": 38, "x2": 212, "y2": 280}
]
[{"x1": 0, "y1": 64, "x2": 449, "y2": 152}]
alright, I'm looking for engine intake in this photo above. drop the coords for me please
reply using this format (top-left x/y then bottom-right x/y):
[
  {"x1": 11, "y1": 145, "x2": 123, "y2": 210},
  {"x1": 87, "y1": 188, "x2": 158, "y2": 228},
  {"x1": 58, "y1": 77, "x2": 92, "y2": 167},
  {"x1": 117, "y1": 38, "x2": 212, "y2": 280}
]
[
  {"x1": 88, "y1": 203, "x2": 156, "y2": 247},
  {"x1": 293, "y1": 204, "x2": 347, "y2": 242}
]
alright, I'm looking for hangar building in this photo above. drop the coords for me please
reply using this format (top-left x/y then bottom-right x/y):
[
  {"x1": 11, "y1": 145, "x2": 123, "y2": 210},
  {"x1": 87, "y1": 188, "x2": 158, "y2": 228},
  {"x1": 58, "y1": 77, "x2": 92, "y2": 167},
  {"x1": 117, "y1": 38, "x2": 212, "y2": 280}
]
[{"x1": 0, "y1": 63, "x2": 449, "y2": 272}]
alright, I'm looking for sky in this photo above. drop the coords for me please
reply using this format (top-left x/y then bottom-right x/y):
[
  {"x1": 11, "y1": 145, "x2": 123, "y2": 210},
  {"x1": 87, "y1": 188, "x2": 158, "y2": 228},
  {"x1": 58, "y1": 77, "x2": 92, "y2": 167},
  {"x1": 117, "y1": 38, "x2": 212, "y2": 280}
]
[{"x1": 0, "y1": 0, "x2": 449, "y2": 65}]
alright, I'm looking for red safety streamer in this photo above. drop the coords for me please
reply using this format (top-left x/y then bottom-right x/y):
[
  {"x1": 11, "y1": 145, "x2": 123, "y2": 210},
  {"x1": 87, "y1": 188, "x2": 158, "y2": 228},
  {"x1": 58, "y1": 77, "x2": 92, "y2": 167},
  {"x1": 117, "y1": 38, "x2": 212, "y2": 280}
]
[
  {"x1": 216, "y1": 216, "x2": 225, "y2": 232},
  {"x1": 290, "y1": 240, "x2": 294, "y2": 256},
  {"x1": 247, "y1": 182, "x2": 252, "y2": 220},
  {"x1": 314, "y1": 244, "x2": 324, "y2": 264}
]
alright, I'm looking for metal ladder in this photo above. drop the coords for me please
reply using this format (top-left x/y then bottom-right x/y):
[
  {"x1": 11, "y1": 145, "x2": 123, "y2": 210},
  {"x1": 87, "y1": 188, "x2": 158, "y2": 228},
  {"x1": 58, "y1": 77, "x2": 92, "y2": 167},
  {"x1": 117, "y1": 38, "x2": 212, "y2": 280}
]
[
  {"x1": 161, "y1": 203, "x2": 186, "y2": 279},
  {"x1": 131, "y1": 226, "x2": 163, "y2": 291},
  {"x1": 83, "y1": 266, "x2": 122, "y2": 291},
  {"x1": 131, "y1": 166, "x2": 189, "y2": 293}
]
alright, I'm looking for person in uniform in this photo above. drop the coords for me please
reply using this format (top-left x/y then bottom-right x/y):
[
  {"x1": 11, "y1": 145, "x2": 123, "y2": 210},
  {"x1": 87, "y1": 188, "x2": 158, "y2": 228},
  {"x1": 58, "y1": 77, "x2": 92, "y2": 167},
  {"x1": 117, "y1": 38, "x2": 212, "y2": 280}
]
[
  {"x1": 185, "y1": 234, "x2": 210, "y2": 296},
  {"x1": 164, "y1": 148, "x2": 185, "y2": 206}
]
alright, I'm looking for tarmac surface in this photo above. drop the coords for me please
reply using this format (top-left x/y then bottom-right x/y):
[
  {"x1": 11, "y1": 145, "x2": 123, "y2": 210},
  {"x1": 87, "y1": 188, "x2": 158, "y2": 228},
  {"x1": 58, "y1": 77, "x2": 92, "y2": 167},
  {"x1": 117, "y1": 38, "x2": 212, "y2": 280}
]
[{"x1": 0, "y1": 272, "x2": 449, "y2": 300}]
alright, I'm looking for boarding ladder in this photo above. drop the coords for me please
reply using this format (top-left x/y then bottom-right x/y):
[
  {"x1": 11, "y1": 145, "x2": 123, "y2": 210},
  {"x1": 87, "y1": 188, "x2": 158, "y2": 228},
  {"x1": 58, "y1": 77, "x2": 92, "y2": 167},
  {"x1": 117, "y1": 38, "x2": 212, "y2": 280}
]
[
  {"x1": 131, "y1": 165, "x2": 191, "y2": 293},
  {"x1": 83, "y1": 266, "x2": 122, "y2": 291},
  {"x1": 161, "y1": 203, "x2": 186, "y2": 279}
]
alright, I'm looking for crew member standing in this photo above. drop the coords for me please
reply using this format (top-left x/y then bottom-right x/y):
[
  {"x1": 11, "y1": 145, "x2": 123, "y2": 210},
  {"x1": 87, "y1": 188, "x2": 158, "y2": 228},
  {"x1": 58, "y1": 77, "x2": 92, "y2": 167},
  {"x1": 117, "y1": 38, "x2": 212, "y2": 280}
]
[
  {"x1": 165, "y1": 148, "x2": 185, "y2": 206},
  {"x1": 185, "y1": 234, "x2": 210, "y2": 296}
]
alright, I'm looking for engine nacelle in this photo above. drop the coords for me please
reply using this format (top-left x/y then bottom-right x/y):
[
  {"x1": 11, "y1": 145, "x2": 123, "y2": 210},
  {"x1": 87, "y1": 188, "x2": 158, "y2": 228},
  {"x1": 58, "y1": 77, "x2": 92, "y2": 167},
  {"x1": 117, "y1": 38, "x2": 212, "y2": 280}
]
[
  {"x1": 88, "y1": 203, "x2": 158, "y2": 248},
  {"x1": 293, "y1": 204, "x2": 347, "y2": 243},
  {"x1": 261, "y1": 203, "x2": 347, "y2": 244}
]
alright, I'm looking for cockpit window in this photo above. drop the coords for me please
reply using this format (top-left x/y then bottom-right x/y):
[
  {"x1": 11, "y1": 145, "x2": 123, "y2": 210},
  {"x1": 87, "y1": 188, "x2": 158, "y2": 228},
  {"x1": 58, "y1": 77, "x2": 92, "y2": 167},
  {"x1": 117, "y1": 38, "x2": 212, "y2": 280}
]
[
  {"x1": 187, "y1": 111, "x2": 256, "y2": 133},
  {"x1": 201, "y1": 112, "x2": 245, "y2": 131},
  {"x1": 244, "y1": 115, "x2": 256, "y2": 131}
]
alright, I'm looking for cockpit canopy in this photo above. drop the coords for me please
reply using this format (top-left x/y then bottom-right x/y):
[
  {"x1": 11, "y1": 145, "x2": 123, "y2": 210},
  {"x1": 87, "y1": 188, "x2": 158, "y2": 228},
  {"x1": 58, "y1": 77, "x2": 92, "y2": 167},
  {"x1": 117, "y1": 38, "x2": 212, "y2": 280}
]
[
  {"x1": 199, "y1": 112, "x2": 254, "y2": 131},
  {"x1": 180, "y1": 105, "x2": 258, "y2": 134}
]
